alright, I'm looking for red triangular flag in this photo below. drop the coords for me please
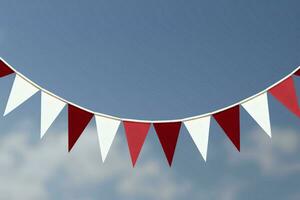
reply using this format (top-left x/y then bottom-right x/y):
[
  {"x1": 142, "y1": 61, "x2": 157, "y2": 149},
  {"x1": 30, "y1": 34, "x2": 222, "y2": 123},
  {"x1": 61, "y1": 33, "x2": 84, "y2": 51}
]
[
  {"x1": 294, "y1": 69, "x2": 300, "y2": 76},
  {"x1": 213, "y1": 106, "x2": 240, "y2": 151},
  {"x1": 0, "y1": 60, "x2": 14, "y2": 77},
  {"x1": 68, "y1": 105, "x2": 93, "y2": 151},
  {"x1": 153, "y1": 122, "x2": 181, "y2": 166},
  {"x1": 123, "y1": 121, "x2": 151, "y2": 167},
  {"x1": 269, "y1": 76, "x2": 300, "y2": 117}
]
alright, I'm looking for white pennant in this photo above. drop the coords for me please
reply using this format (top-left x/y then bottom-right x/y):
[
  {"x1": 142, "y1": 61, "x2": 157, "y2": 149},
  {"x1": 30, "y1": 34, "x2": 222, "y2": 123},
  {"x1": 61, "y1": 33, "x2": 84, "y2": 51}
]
[
  {"x1": 41, "y1": 92, "x2": 66, "y2": 138},
  {"x1": 184, "y1": 116, "x2": 211, "y2": 161},
  {"x1": 242, "y1": 92, "x2": 272, "y2": 137},
  {"x1": 4, "y1": 75, "x2": 39, "y2": 116},
  {"x1": 95, "y1": 115, "x2": 120, "y2": 162}
]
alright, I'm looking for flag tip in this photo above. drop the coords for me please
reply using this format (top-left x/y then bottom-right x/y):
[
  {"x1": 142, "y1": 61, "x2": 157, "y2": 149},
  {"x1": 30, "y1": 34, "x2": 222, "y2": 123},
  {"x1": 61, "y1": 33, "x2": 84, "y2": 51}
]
[{"x1": 3, "y1": 109, "x2": 9, "y2": 117}]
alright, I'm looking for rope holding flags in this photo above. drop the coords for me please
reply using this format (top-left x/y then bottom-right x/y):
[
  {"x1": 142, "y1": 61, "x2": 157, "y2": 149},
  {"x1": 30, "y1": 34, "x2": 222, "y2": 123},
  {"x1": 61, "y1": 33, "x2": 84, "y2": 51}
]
[{"x1": 0, "y1": 57, "x2": 300, "y2": 167}]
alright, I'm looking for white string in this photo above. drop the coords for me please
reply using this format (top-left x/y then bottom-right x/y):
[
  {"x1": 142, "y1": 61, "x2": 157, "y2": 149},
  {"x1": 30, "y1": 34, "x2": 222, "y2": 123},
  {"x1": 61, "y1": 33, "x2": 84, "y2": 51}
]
[{"x1": 1, "y1": 57, "x2": 299, "y2": 123}]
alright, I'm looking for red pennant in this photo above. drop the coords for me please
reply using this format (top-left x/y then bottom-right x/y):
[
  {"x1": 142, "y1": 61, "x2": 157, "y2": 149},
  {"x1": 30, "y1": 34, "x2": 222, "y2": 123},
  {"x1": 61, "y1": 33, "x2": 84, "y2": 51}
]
[
  {"x1": 213, "y1": 106, "x2": 240, "y2": 151},
  {"x1": 269, "y1": 76, "x2": 300, "y2": 117},
  {"x1": 0, "y1": 60, "x2": 14, "y2": 77},
  {"x1": 294, "y1": 69, "x2": 300, "y2": 76},
  {"x1": 153, "y1": 122, "x2": 181, "y2": 166},
  {"x1": 123, "y1": 121, "x2": 151, "y2": 167},
  {"x1": 68, "y1": 105, "x2": 93, "y2": 151}
]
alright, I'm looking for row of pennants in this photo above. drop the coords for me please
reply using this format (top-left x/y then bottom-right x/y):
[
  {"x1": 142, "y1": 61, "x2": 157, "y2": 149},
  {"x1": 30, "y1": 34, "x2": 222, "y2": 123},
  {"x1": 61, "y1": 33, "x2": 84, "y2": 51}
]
[{"x1": 0, "y1": 59, "x2": 300, "y2": 167}]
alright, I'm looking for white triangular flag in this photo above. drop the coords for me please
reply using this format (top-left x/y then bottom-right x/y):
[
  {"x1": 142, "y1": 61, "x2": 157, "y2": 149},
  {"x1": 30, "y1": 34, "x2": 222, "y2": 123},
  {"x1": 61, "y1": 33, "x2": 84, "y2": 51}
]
[
  {"x1": 4, "y1": 75, "x2": 39, "y2": 116},
  {"x1": 242, "y1": 92, "x2": 272, "y2": 137},
  {"x1": 95, "y1": 115, "x2": 120, "y2": 162},
  {"x1": 41, "y1": 92, "x2": 66, "y2": 138},
  {"x1": 184, "y1": 116, "x2": 211, "y2": 161}
]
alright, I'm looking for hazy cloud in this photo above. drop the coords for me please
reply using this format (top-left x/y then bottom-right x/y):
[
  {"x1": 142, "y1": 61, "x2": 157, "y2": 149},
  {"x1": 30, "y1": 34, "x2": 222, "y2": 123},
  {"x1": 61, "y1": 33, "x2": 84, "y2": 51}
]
[
  {"x1": 0, "y1": 120, "x2": 299, "y2": 200},
  {"x1": 227, "y1": 127, "x2": 300, "y2": 176},
  {"x1": 0, "y1": 122, "x2": 191, "y2": 200}
]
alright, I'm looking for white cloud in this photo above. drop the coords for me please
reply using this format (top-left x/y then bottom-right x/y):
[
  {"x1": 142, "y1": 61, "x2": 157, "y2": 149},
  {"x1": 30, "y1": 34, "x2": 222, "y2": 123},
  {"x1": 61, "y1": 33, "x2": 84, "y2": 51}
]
[
  {"x1": 194, "y1": 177, "x2": 245, "y2": 200},
  {"x1": 1, "y1": 119, "x2": 299, "y2": 200},
  {"x1": 227, "y1": 127, "x2": 300, "y2": 176},
  {"x1": 0, "y1": 122, "x2": 191, "y2": 200},
  {"x1": 117, "y1": 160, "x2": 192, "y2": 200},
  {"x1": 214, "y1": 178, "x2": 245, "y2": 200}
]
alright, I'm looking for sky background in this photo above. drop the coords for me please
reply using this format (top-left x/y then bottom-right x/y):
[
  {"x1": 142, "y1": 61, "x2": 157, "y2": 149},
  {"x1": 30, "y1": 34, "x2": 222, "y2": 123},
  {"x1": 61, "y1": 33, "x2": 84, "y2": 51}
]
[{"x1": 0, "y1": 0, "x2": 300, "y2": 200}]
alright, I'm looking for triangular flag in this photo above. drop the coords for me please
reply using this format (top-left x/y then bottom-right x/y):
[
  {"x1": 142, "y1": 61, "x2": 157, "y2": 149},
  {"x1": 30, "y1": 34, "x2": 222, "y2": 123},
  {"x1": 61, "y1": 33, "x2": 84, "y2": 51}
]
[
  {"x1": 123, "y1": 121, "x2": 151, "y2": 167},
  {"x1": 95, "y1": 115, "x2": 120, "y2": 162},
  {"x1": 4, "y1": 75, "x2": 39, "y2": 116},
  {"x1": 40, "y1": 92, "x2": 66, "y2": 138},
  {"x1": 0, "y1": 60, "x2": 14, "y2": 77},
  {"x1": 269, "y1": 77, "x2": 300, "y2": 117},
  {"x1": 242, "y1": 93, "x2": 271, "y2": 137},
  {"x1": 184, "y1": 116, "x2": 211, "y2": 161},
  {"x1": 213, "y1": 106, "x2": 240, "y2": 151},
  {"x1": 153, "y1": 122, "x2": 181, "y2": 166},
  {"x1": 294, "y1": 69, "x2": 300, "y2": 76},
  {"x1": 68, "y1": 105, "x2": 93, "y2": 152}
]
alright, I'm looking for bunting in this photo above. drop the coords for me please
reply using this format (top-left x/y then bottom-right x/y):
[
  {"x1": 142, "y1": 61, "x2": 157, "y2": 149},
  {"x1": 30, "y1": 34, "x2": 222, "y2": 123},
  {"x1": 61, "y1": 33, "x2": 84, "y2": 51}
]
[
  {"x1": 95, "y1": 115, "x2": 120, "y2": 162},
  {"x1": 269, "y1": 76, "x2": 300, "y2": 117},
  {"x1": 241, "y1": 93, "x2": 271, "y2": 137},
  {"x1": 124, "y1": 121, "x2": 151, "y2": 166},
  {"x1": 294, "y1": 69, "x2": 300, "y2": 76},
  {"x1": 41, "y1": 92, "x2": 66, "y2": 138},
  {"x1": 213, "y1": 106, "x2": 240, "y2": 151},
  {"x1": 184, "y1": 116, "x2": 211, "y2": 161},
  {"x1": 4, "y1": 75, "x2": 39, "y2": 116},
  {"x1": 0, "y1": 60, "x2": 14, "y2": 77},
  {"x1": 0, "y1": 57, "x2": 300, "y2": 166},
  {"x1": 68, "y1": 105, "x2": 93, "y2": 151},
  {"x1": 154, "y1": 122, "x2": 182, "y2": 166}
]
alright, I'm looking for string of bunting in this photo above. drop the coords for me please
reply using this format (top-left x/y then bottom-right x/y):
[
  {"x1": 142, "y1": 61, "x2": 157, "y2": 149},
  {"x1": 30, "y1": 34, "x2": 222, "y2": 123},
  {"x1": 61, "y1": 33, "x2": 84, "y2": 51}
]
[{"x1": 0, "y1": 57, "x2": 300, "y2": 167}]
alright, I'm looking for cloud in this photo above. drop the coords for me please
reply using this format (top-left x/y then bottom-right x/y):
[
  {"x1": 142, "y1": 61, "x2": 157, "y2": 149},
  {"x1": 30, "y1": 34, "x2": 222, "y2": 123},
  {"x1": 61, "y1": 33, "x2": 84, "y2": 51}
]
[
  {"x1": 117, "y1": 160, "x2": 192, "y2": 200},
  {"x1": 227, "y1": 127, "x2": 300, "y2": 176},
  {"x1": 1, "y1": 119, "x2": 299, "y2": 200},
  {"x1": 193, "y1": 176, "x2": 246, "y2": 200},
  {"x1": 0, "y1": 122, "x2": 191, "y2": 200},
  {"x1": 213, "y1": 178, "x2": 245, "y2": 200}
]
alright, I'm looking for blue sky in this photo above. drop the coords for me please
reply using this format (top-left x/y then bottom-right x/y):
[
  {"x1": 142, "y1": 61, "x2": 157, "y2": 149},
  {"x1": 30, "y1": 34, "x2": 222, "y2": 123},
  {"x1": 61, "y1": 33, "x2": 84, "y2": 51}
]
[{"x1": 0, "y1": 1, "x2": 300, "y2": 200}]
